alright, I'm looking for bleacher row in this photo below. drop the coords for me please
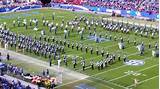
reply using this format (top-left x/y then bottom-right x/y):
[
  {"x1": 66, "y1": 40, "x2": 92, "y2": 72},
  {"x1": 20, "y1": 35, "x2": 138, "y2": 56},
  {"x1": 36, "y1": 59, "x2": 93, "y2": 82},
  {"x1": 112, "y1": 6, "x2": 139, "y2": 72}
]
[
  {"x1": 0, "y1": 61, "x2": 56, "y2": 89},
  {"x1": 82, "y1": 0, "x2": 159, "y2": 14},
  {"x1": 0, "y1": 0, "x2": 159, "y2": 14},
  {"x1": 0, "y1": 5, "x2": 42, "y2": 13},
  {"x1": 53, "y1": 0, "x2": 159, "y2": 14},
  {"x1": 51, "y1": 2, "x2": 159, "y2": 20},
  {"x1": 0, "y1": 5, "x2": 158, "y2": 20},
  {"x1": 0, "y1": 0, "x2": 158, "y2": 20},
  {"x1": 0, "y1": 77, "x2": 32, "y2": 89}
]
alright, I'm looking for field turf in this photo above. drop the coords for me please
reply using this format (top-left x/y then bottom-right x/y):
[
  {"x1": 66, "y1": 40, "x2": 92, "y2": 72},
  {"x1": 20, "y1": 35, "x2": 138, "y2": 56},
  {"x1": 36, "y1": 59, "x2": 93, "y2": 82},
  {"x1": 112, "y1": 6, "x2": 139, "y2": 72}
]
[{"x1": 0, "y1": 8, "x2": 159, "y2": 89}]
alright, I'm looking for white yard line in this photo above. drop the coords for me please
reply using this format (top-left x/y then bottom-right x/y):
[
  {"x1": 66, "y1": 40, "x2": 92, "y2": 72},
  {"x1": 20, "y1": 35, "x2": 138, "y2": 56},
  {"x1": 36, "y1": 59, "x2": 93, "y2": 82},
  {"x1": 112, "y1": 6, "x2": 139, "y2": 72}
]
[
  {"x1": 125, "y1": 52, "x2": 139, "y2": 56},
  {"x1": 77, "y1": 52, "x2": 139, "y2": 72},
  {"x1": 56, "y1": 77, "x2": 114, "y2": 89},
  {"x1": 0, "y1": 48, "x2": 124, "y2": 89},
  {"x1": 108, "y1": 64, "x2": 158, "y2": 82},
  {"x1": 86, "y1": 79, "x2": 114, "y2": 89},
  {"x1": 93, "y1": 64, "x2": 126, "y2": 76},
  {"x1": 75, "y1": 79, "x2": 114, "y2": 89},
  {"x1": 89, "y1": 63, "x2": 158, "y2": 89},
  {"x1": 55, "y1": 77, "x2": 86, "y2": 89},
  {"x1": 127, "y1": 75, "x2": 158, "y2": 88},
  {"x1": 103, "y1": 44, "x2": 118, "y2": 49},
  {"x1": 91, "y1": 77, "x2": 127, "y2": 89},
  {"x1": 0, "y1": 75, "x2": 45, "y2": 89},
  {"x1": 91, "y1": 54, "x2": 152, "y2": 77},
  {"x1": 0, "y1": 48, "x2": 89, "y2": 80},
  {"x1": 89, "y1": 80, "x2": 114, "y2": 89},
  {"x1": 92, "y1": 52, "x2": 152, "y2": 76},
  {"x1": 0, "y1": 46, "x2": 156, "y2": 89},
  {"x1": 76, "y1": 66, "x2": 91, "y2": 71}
]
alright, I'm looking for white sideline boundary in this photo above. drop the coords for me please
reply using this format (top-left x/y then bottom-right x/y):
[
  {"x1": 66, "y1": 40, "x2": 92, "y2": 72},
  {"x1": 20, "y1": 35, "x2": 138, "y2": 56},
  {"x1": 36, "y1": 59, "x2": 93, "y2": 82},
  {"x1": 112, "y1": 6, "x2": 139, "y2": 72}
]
[
  {"x1": 77, "y1": 51, "x2": 139, "y2": 72},
  {"x1": 108, "y1": 64, "x2": 158, "y2": 82},
  {"x1": 63, "y1": 39, "x2": 156, "y2": 72},
  {"x1": 57, "y1": 74, "x2": 125, "y2": 89},
  {"x1": 127, "y1": 75, "x2": 158, "y2": 88},
  {"x1": 91, "y1": 57, "x2": 152, "y2": 77},
  {"x1": 77, "y1": 52, "x2": 139, "y2": 72},
  {"x1": 54, "y1": 49, "x2": 141, "y2": 89},
  {"x1": 87, "y1": 57, "x2": 157, "y2": 89},
  {"x1": 91, "y1": 77, "x2": 127, "y2": 89},
  {"x1": 56, "y1": 77, "x2": 114, "y2": 89},
  {"x1": 89, "y1": 63, "x2": 158, "y2": 89},
  {"x1": 0, "y1": 43, "x2": 154, "y2": 89},
  {"x1": 0, "y1": 48, "x2": 89, "y2": 80},
  {"x1": 75, "y1": 79, "x2": 114, "y2": 89},
  {"x1": 55, "y1": 77, "x2": 86, "y2": 89},
  {"x1": 0, "y1": 7, "x2": 158, "y2": 89}
]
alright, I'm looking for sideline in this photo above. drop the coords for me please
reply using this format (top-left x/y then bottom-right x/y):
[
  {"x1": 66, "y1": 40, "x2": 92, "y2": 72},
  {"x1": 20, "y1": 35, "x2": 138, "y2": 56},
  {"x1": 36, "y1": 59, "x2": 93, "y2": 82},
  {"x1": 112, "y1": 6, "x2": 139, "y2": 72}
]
[
  {"x1": 0, "y1": 48, "x2": 89, "y2": 80},
  {"x1": 0, "y1": 75, "x2": 45, "y2": 89},
  {"x1": 127, "y1": 75, "x2": 158, "y2": 88}
]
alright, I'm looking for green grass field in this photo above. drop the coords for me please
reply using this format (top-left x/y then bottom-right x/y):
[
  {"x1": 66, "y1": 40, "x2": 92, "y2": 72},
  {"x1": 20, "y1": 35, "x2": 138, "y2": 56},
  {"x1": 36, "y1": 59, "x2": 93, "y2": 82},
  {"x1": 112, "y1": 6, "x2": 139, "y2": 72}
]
[{"x1": 0, "y1": 8, "x2": 159, "y2": 89}]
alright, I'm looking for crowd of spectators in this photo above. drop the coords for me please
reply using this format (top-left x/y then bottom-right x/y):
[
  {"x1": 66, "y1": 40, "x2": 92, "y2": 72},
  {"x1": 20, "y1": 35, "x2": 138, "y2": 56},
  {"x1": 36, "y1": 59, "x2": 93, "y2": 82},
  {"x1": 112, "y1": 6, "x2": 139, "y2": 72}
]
[
  {"x1": 6, "y1": 64, "x2": 24, "y2": 76},
  {"x1": 52, "y1": 0, "x2": 159, "y2": 14},
  {"x1": 0, "y1": 0, "x2": 158, "y2": 14},
  {"x1": 0, "y1": 62, "x2": 33, "y2": 89},
  {"x1": 0, "y1": 77, "x2": 32, "y2": 89},
  {"x1": 138, "y1": 0, "x2": 159, "y2": 14},
  {"x1": 82, "y1": 0, "x2": 159, "y2": 14},
  {"x1": 0, "y1": 62, "x2": 56, "y2": 89},
  {"x1": 0, "y1": 0, "x2": 41, "y2": 8}
]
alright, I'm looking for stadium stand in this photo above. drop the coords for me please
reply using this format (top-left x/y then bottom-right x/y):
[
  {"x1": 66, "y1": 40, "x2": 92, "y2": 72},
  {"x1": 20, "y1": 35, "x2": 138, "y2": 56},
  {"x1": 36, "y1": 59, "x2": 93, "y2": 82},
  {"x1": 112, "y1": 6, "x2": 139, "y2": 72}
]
[
  {"x1": 0, "y1": 77, "x2": 32, "y2": 89},
  {"x1": 82, "y1": 0, "x2": 159, "y2": 14},
  {"x1": 0, "y1": 0, "x2": 158, "y2": 88},
  {"x1": 0, "y1": 0, "x2": 159, "y2": 14},
  {"x1": 138, "y1": 0, "x2": 159, "y2": 14},
  {"x1": 0, "y1": 62, "x2": 56, "y2": 88}
]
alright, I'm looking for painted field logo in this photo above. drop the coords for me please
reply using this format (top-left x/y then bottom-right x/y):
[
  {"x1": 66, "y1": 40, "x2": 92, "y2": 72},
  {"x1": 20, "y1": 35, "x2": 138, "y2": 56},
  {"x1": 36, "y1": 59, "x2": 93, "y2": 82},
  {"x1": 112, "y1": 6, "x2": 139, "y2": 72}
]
[{"x1": 124, "y1": 60, "x2": 145, "y2": 66}]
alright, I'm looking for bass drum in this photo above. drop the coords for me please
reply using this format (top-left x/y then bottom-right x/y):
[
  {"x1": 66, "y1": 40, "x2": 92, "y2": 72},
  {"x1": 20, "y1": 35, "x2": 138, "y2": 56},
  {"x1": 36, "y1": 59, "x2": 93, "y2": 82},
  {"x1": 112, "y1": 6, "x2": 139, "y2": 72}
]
[{"x1": 40, "y1": 0, "x2": 51, "y2": 5}]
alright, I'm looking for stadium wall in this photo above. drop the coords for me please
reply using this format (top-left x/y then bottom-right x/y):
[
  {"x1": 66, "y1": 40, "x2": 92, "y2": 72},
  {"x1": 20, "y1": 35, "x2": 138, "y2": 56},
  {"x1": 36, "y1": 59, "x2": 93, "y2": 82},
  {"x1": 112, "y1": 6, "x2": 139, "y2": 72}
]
[{"x1": 0, "y1": 4, "x2": 159, "y2": 20}]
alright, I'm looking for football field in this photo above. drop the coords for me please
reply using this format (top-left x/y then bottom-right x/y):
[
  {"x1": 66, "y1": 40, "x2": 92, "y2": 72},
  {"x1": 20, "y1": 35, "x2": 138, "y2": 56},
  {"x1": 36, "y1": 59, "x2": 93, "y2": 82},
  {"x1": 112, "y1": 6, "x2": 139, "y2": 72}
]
[{"x1": 0, "y1": 8, "x2": 159, "y2": 89}]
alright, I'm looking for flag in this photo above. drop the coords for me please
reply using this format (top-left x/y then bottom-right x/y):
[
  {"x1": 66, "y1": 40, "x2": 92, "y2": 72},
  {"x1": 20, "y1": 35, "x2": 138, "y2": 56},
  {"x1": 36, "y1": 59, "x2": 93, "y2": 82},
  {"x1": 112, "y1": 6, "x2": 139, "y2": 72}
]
[
  {"x1": 5, "y1": 43, "x2": 8, "y2": 50},
  {"x1": 58, "y1": 59, "x2": 61, "y2": 69}
]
